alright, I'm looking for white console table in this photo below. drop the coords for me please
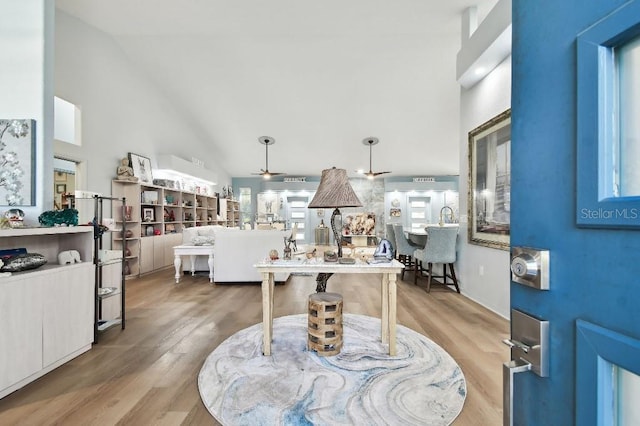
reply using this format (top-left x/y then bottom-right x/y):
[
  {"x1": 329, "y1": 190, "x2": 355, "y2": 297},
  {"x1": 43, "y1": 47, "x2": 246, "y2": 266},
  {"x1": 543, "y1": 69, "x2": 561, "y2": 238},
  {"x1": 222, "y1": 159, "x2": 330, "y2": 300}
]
[
  {"x1": 254, "y1": 258, "x2": 404, "y2": 356},
  {"x1": 173, "y1": 245, "x2": 214, "y2": 283}
]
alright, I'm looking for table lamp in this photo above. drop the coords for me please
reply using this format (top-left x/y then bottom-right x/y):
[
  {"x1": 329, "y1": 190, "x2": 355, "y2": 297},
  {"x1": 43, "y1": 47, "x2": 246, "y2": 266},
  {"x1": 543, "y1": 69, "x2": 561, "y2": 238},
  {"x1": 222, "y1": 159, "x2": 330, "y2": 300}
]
[{"x1": 308, "y1": 167, "x2": 362, "y2": 258}]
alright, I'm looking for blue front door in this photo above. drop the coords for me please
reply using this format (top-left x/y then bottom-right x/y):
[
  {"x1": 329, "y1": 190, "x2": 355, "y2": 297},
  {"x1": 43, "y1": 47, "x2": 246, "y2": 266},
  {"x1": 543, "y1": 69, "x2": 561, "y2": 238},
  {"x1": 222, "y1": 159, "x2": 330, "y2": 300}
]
[{"x1": 512, "y1": 1, "x2": 640, "y2": 424}]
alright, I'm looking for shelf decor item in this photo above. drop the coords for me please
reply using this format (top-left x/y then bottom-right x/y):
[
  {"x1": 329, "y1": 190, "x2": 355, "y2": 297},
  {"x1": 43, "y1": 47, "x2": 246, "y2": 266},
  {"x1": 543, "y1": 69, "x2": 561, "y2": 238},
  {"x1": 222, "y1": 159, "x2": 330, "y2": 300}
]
[
  {"x1": 128, "y1": 152, "x2": 153, "y2": 184},
  {"x1": 38, "y1": 208, "x2": 79, "y2": 227},
  {"x1": 4, "y1": 208, "x2": 25, "y2": 227},
  {"x1": 269, "y1": 249, "x2": 279, "y2": 261},
  {"x1": 142, "y1": 208, "x2": 154, "y2": 222},
  {"x1": 0, "y1": 252, "x2": 47, "y2": 272},
  {"x1": 57, "y1": 250, "x2": 81, "y2": 265},
  {"x1": 116, "y1": 157, "x2": 138, "y2": 182}
]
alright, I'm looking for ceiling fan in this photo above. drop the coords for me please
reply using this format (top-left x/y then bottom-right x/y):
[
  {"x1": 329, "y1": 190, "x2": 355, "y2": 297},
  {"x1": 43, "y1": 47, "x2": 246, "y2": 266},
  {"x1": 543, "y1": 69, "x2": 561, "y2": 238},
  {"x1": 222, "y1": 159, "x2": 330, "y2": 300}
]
[
  {"x1": 252, "y1": 136, "x2": 285, "y2": 179},
  {"x1": 360, "y1": 137, "x2": 391, "y2": 178}
]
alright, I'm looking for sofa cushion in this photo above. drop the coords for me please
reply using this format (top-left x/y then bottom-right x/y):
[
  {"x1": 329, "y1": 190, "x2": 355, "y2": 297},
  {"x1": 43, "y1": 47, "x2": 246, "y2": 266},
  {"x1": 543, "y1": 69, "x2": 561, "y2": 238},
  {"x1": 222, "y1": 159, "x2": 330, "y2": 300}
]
[
  {"x1": 195, "y1": 227, "x2": 219, "y2": 237},
  {"x1": 183, "y1": 225, "x2": 225, "y2": 246},
  {"x1": 191, "y1": 235, "x2": 215, "y2": 246}
]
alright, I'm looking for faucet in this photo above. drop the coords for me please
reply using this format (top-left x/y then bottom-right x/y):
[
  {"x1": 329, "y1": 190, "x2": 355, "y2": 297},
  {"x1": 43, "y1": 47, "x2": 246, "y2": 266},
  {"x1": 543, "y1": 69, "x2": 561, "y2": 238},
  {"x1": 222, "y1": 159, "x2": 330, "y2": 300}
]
[{"x1": 439, "y1": 206, "x2": 455, "y2": 226}]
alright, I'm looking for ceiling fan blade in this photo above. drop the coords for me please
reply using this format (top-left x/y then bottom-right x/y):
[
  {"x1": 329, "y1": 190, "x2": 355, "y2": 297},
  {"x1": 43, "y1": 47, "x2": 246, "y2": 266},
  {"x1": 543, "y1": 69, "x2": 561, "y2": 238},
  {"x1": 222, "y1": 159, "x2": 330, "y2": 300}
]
[{"x1": 373, "y1": 171, "x2": 392, "y2": 176}]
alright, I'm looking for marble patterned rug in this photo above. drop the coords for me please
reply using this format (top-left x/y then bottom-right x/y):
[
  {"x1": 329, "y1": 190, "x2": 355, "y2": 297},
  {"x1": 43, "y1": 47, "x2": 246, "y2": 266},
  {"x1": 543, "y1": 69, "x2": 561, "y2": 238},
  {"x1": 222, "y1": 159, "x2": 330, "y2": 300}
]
[{"x1": 198, "y1": 314, "x2": 466, "y2": 425}]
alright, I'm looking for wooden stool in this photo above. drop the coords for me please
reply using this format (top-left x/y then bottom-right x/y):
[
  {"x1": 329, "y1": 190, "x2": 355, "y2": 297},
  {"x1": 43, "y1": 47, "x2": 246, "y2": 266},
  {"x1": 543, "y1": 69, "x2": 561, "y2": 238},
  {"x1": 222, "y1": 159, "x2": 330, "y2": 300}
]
[{"x1": 308, "y1": 292, "x2": 343, "y2": 356}]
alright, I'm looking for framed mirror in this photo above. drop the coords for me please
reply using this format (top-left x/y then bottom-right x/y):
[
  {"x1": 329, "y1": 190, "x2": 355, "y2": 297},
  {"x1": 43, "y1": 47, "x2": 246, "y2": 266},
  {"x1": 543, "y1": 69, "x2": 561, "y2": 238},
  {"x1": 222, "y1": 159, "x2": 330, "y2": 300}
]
[{"x1": 468, "y1": 109, "x2": 511, "y2": 250}]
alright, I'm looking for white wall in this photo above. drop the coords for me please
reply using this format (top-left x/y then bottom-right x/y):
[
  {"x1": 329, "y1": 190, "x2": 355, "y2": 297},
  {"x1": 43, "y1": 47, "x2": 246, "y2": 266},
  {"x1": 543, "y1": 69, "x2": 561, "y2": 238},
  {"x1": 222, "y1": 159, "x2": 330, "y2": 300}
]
[
  {"x1": 54, "y1": 11, "x2": 231, "y2": 200},
  {"x1": 0, "y1": 0, "x2": 54, "y2": 222},
  {"x1": 458, "y1": 56, "x2": 511, "y2": 318}
]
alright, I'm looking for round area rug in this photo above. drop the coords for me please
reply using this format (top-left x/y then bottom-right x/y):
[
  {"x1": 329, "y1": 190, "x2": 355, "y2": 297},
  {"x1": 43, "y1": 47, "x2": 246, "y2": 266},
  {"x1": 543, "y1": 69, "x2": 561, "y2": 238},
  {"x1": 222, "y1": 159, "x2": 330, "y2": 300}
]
[{"x1": 198, "y1": 314, "x2": 466, "y2": 425}]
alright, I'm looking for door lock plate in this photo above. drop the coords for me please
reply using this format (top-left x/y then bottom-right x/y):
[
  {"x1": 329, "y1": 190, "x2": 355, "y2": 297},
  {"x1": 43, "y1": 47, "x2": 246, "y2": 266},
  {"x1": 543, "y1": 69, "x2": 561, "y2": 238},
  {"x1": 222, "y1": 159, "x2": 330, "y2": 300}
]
[{"x1": 510, "y1": 247, "x2": 549, "y2": 290}]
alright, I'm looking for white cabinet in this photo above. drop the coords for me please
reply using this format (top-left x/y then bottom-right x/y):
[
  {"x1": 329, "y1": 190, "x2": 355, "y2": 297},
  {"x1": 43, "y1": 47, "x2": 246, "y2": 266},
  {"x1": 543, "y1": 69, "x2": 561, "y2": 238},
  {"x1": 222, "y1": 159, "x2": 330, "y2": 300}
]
[
  {"x1": 140, "y1": 236, "x2": 165, "y2": 273},
  {"x1": 42, "y1": 264, "x2": 94, "y2": 367},
  {"x1": 164, "y1": 233, "x2": 183, "y2": 266},
  {"x1": 0, "y1": 275, "x2": 43, "y2": 393},
  {"x1": 140, "y1": 234, "x2": 182, "y2": 274},
  {"x1": 0, "y1": 226, "x2": 94, "y2": 399},
  {"x1": 140, "y1": 236, "x2": 155, "y2": 274}
]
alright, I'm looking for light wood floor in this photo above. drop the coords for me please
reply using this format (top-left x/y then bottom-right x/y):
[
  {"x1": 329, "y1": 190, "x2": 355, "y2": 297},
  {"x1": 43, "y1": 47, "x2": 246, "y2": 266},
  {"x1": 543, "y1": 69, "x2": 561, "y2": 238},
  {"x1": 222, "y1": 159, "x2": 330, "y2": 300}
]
[{"x1": 0, "y1": 268, "x2": 509, "y2": 425}]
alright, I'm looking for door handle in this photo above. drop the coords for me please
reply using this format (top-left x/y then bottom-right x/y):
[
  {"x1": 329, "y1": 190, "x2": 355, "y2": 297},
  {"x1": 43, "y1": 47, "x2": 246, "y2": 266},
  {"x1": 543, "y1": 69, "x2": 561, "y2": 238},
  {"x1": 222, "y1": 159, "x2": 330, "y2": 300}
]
[
  {"x1": 502, "y1": 338, "x2": 540, "y2": 354},
  {"x1": 503, "y1": 309, "x2": 550, "y2": 425},
  {"x1": 503, "y1": 359, "x2": 532, "y2": 426}
]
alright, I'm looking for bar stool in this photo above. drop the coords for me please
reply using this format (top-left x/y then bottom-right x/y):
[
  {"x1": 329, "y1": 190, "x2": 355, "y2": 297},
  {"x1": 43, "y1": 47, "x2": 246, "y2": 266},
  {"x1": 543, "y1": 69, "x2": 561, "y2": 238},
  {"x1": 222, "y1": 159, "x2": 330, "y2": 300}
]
[
  {"x1": 308, "y1": 292, "x2": 343, "y2": 356},
  {"x1": 385, "y1": 223, "x2": 397, "y2": 259},
  {"x1": 393, "y1": 224, "x2": 415, "y2": 279},
  {"x1": 413, "y1": 226, "x2": 460, "y2": 293}
]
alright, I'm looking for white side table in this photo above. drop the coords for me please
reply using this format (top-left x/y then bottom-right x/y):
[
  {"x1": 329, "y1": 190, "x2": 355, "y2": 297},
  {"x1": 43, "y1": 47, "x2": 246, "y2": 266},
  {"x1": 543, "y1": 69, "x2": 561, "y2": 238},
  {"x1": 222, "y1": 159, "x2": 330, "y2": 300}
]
[{"x1": 173, "y1": 245, "x2": 215, "y2": 283}]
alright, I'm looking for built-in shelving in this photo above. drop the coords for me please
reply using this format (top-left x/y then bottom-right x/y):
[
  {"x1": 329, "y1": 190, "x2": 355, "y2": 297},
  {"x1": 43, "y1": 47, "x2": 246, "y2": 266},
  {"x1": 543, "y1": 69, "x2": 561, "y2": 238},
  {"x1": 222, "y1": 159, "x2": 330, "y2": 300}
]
[
  {"x1": 220, "y1": 198, "x2": 240, "y2": 228},
  {"x1": 112, "y1": 180, "x2": 224, "y2": 275}
]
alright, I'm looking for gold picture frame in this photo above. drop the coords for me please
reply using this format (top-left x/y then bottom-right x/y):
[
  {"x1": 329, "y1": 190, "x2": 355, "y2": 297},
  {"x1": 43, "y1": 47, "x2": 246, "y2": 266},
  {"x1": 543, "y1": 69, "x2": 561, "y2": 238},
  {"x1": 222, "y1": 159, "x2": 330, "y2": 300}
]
[{"x1": 468, "y1": 109, "x2": 511, "y2": 250}]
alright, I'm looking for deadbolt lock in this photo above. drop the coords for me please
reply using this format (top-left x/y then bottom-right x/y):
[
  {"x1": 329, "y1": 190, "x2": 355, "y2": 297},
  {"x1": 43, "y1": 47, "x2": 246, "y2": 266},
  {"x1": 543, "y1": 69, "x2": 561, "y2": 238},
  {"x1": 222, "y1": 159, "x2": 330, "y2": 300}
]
[{"x1": 510, "y1": 247, "x2": 549, "y2": 290}]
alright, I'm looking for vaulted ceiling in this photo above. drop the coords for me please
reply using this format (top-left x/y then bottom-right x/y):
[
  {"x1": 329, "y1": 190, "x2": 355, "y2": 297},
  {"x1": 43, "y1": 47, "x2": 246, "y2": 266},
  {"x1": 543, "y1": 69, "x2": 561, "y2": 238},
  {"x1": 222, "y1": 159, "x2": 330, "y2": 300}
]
[{"x1": 56, "y1": 0, "x2": 498, "y2": 178}]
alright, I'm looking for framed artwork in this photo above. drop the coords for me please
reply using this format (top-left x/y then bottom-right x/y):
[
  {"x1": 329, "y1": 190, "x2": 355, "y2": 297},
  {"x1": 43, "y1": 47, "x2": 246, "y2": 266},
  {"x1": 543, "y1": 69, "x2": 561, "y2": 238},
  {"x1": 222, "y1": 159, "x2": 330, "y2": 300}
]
[
  {"x1": 0, "y1": 119, "x2": 36, "y2": 206},
  {"x1": 257, "y1": 192, "x2": 277, "y2": 215},
  {"x1": 344, "y1": 212, "x2": 376, "y2": 236},
  {"x1": 56, "y1": 184, "x2": 66, "y2": 194},
  {"x1": 468, "y1": 109, "x2": 511, "y2": 250},
  {"x1": 390, "y1": 208, "x2": 401, "y2": 217},
  {"x1": 128, "y1": 152, "x2": 153, "y2": 184},
  {"x1": 142, "y1": 207, "x2": 155, "y2": 222}
]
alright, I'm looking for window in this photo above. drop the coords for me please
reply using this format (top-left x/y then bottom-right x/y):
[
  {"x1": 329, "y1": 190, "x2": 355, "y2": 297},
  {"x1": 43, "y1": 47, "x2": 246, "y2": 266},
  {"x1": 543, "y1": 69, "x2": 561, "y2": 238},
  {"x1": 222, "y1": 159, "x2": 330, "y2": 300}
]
[
  {"x1": 615, "y1": 36, "x2": 640, "y2": 197},
  {"x1": 576, "y1": 3, "x2": 640, "y2": 228}
]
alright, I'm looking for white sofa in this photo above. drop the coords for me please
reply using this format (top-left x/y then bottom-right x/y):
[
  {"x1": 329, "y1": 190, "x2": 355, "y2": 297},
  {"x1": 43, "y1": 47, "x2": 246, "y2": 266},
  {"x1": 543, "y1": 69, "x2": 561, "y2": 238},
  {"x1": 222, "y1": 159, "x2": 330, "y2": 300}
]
[{"x1": 181, "y1": 226, "x2": 290, "y2": 283}]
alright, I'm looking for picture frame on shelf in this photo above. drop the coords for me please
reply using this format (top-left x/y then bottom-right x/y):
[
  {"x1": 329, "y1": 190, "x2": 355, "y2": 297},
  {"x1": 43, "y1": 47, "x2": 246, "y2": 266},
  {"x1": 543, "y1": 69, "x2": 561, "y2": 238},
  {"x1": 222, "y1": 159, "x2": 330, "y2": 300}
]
[
  {"x1": 468, "y1": 109, "x2": 511, "y2": 250},
  {"x1": 142, "y1": 190, "x2": 158, "y2": 204},
  {"x1": 142, "y1": 207, "x2": 155, "y2": 222},
  {"x1": 128, "y1": 152, "x2": 153, "y2": 184}
]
